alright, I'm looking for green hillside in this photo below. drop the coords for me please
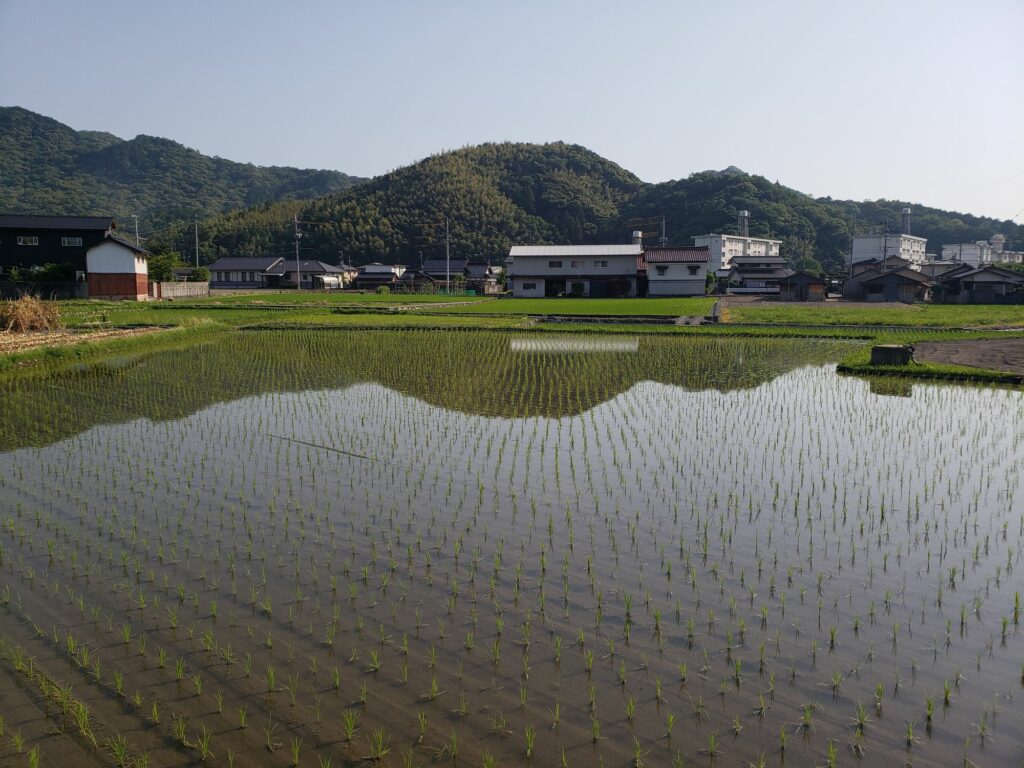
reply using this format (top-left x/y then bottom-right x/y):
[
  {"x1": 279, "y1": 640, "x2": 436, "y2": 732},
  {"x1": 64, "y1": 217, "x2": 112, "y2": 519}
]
[
  {"x1": 152, "y1": 146, "x2": 1021, "y2": 275},
  {"x1": 4, "y1": 107, "x2": 1019, "y2": 275},
  {"x1": 0, "y1": 107, "x2": 363, "y2": 228}
]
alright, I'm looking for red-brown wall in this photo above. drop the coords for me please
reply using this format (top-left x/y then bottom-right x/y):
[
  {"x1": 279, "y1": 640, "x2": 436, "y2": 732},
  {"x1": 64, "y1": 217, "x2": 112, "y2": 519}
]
[{"x1": 87, "y1": 273, "x2": 148, "y2": 300}]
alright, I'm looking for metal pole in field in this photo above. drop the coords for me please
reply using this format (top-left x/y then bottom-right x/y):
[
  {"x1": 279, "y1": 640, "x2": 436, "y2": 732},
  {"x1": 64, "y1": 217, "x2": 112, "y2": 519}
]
[
  {"x1": 445, "y1": 216, "x2": 450, "y2": 295},
  {"x1": 133, "y1": 215, "x2": 139, "y2": 245},
  {"x1": 194, "y1": 215, "x2": 200, "y2": 267},
  {"x1": 294, "y1": 214, "x2": 302, "y2": 290}
]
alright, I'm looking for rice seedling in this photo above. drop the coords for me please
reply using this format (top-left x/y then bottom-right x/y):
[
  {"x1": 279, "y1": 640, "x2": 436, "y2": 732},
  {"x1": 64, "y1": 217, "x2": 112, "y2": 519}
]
[
  {"x1": 341, "y1": 709, "x2": 360, "y2": 743},
  {"x1": 0, "y1": 330, "x2": 1020, "y2": 767}
]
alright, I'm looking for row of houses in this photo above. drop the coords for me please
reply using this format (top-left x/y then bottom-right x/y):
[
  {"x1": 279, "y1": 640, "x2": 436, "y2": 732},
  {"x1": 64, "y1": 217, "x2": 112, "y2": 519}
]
[
  {"x1": 842, "y1": 255, "x2": 1024, "y2": 303},
  {"x1": 505, "y1": 232, "x2": 836, "y2": 300},
  {"x1": 206, "y1": 256, "x2": 503, "y2": 293},
  {"x1": 2, "y1": 214, "x2": 1020, "y2": 304}
]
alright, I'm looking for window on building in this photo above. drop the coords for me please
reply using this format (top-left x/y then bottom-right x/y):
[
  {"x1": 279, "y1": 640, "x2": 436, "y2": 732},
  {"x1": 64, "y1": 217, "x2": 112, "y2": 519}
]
[
  {"x1": 548, "y1": 261, "x2": 562, "y2": 268},
  {"x1": 688, "y1": 266, "x2": 699, "y2": 275},
  {"x1": 522, "y1": 282, "x2": 537, "y2": 290},
  {"x1": 61, "y1": 236, "x2": 83, "y2": 247},
  {"x1": 593, "y1": 260, "x2": 608, "y2": 268},
  {"x1": 16, "y1": 236, "x2": 39, "y2": 246},
  {"x1": 655, "y1": 265, "x2": 668, "y2": 276},
  {"x1": 570, "y1": 260, "x2": 584, "y2": 267}
]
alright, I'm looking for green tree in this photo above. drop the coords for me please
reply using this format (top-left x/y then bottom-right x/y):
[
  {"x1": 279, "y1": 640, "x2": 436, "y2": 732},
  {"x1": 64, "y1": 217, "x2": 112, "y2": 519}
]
[{"x1": 148, "y1": 252, "x2": 185, "y2": 282}]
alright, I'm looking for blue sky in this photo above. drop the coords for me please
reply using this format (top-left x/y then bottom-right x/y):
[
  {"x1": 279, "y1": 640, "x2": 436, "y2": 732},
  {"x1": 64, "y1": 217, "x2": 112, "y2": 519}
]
[{"x1": 2, "y1": 0, "x2": 1022, "y2": 221}]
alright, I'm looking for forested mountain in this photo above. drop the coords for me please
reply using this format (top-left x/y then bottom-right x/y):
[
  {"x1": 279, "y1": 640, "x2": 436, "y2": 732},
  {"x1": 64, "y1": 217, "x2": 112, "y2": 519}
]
[
  {"x1": 5, "y1": 106, "x2": 1019, "y2": 275},
  {"x1": 151, "y1": 142, "x2": 643, "y2": 265},
  {"x1": 150, "y1": 144, "x2": 1022, "y2": 275},
  {"x1": 0, "y1": 107, "x2": 363, "y2": 227}
]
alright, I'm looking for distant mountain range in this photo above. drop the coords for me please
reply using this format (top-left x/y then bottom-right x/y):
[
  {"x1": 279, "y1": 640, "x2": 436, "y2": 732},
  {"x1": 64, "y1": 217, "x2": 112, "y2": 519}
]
[
  {"x1": 3, "y1": 107, "x2": 1020, "y2": 274},
  {"x1": 0, "y1": 107, "x2": 363, "y2": 227}
]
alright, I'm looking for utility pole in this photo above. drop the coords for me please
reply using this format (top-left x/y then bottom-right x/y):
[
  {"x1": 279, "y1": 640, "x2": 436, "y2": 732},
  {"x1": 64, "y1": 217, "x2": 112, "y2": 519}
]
[
  {"x1": 133, "y1": 215, "x2": 139, "y2": 245},
  {"x1": 294, "y1": 214, "x2": 302, "y2": 290},
  {"x1": 445, "y1": 216, "x2": 450, "y2": 295},
  {"x1": 194, "y1": 215, "x2": 200, "y2": 267},
  {"x1": 660, "y1": 216, "x2": 667, "y2": 247}
]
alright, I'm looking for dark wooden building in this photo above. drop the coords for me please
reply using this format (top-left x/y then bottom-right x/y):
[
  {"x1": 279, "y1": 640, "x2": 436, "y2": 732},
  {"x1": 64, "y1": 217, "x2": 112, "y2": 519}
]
[
  {"x1": 855, "y1": 268, "x2": 932, "y2": 303},
  {"x1": 0, "y1": 214, "x2": 115, "y2": 275},
  {"x1": 778, "y1": 270, "x2": 827, "y2": 301},
  {"x1": 933, "y1": 266, "x2": 1024, "y2": 304}
]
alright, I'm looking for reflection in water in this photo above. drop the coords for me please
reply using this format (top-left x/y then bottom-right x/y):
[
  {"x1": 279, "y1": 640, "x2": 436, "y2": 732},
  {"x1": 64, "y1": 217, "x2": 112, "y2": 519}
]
[
  {"x1": 510, "y1": 335, "x2": 640, "y2": 353},
  {"x1": 0, "y1": 364, "x2": 1021, "y2": 767},
  {"x1": 0, "y1": 331, "x2": 857, "y2": 451},
  {"x1": 869, "y1": 376, "x2": 914, "y2": 398}
]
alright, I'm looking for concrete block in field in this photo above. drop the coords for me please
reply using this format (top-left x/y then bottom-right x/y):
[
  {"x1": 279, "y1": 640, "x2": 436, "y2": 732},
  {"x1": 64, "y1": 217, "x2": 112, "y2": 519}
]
[{"x1": 870, "y1": 344, "x2": 914, "y2": 366}]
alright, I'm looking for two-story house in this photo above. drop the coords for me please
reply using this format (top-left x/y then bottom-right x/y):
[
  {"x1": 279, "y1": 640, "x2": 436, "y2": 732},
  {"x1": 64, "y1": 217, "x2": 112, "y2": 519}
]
[{"x1": 507, "y1": 241, "x2": 643, "y2": 298}]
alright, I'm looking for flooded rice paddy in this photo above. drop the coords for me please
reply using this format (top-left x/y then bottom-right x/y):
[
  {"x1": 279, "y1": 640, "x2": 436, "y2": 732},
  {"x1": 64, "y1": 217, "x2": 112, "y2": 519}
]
[{"x1": 0, "y1": 330, "x2": 1021, "y2": 767}]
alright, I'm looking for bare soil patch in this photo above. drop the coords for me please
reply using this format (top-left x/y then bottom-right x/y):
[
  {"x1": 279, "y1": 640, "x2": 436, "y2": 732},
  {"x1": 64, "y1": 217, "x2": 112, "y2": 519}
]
[
  {"x1": 914, "y1": 337, "x2": 1024, "y2": 375},
  {"x1": 0, "y1": 327, "x2": 163, "y2": 356}
]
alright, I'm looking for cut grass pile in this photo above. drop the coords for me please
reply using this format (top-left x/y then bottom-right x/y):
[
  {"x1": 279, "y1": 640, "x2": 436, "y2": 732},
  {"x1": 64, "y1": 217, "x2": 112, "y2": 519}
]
[{"x1": 1, "y1": 295, "x2": 62, "y2": 332}]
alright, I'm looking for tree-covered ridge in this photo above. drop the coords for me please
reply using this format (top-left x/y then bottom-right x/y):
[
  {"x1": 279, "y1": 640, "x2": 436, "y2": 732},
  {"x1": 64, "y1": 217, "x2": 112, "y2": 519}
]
[
  {"x1": 0, "y1": 107, "x2": 363, "y2": 227},
  {"x1": 5, "y1": 107, "x2": 1020, "y2": 274},
  {"x1": 151, "y1": 141, "x2": 644, "y2": 264},
  {"x1": 150, "y1": 147, "x2": 1021, "y2": 275}
]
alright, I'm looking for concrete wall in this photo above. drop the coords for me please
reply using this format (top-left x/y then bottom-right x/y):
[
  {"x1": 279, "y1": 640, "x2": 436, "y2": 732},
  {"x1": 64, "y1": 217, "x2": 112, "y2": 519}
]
[{"x1": 150, "y1": 281, "x2": 210, "y2": 299}]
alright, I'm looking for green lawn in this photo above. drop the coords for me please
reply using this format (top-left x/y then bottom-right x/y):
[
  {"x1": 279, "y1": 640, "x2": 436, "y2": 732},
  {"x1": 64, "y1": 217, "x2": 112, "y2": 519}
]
[
  {"x1": 416, "y1": 297, "x2": 715, "y2": 316},
  {"x1": 724, "y1": 302, "x2": 1024, "y2": 329}
]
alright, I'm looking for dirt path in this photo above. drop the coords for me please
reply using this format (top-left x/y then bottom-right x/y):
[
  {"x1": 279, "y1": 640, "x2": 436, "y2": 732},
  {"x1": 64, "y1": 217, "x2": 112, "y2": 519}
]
[
  {"x1": 914, "y1": 338, "x2": 1024, "y2": 376},
  {"x1": 0, "y1": 327, "x2": 163, "y2": 355}
]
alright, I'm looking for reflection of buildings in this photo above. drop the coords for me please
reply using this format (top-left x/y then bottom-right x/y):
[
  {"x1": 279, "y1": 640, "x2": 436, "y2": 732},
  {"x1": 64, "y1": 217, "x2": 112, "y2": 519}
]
[{"x1": 509, "y1": 336, "x2": 639, "y2": 353}]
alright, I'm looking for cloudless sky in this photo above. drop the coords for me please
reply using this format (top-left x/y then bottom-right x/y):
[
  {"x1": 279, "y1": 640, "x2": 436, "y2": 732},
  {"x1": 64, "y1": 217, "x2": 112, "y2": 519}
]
[{"x1": 2, "y1": 0, "x2": 1022, "y2": 222}]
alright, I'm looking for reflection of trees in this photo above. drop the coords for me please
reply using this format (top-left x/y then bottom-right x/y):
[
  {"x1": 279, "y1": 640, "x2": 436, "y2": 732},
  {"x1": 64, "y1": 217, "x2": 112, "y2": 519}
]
[{"x1": 0, "y1": 331, "x2": 853, "y2": 451}]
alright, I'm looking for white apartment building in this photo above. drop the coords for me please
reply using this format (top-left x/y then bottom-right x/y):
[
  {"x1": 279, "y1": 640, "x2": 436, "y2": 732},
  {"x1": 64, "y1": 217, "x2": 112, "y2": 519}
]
[
  {"x1": 941, "y1": 241, "x2": 993, "y2": 267},
  {"x1": 851, "y1": 233, "x2": 928, "y2": 267},
  {"x1": 691, "y1": 234, "x2": 782, "y2": 271},
  {"x1": 942, "y1": 234, "x2": 1023, "y2": 266}
]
